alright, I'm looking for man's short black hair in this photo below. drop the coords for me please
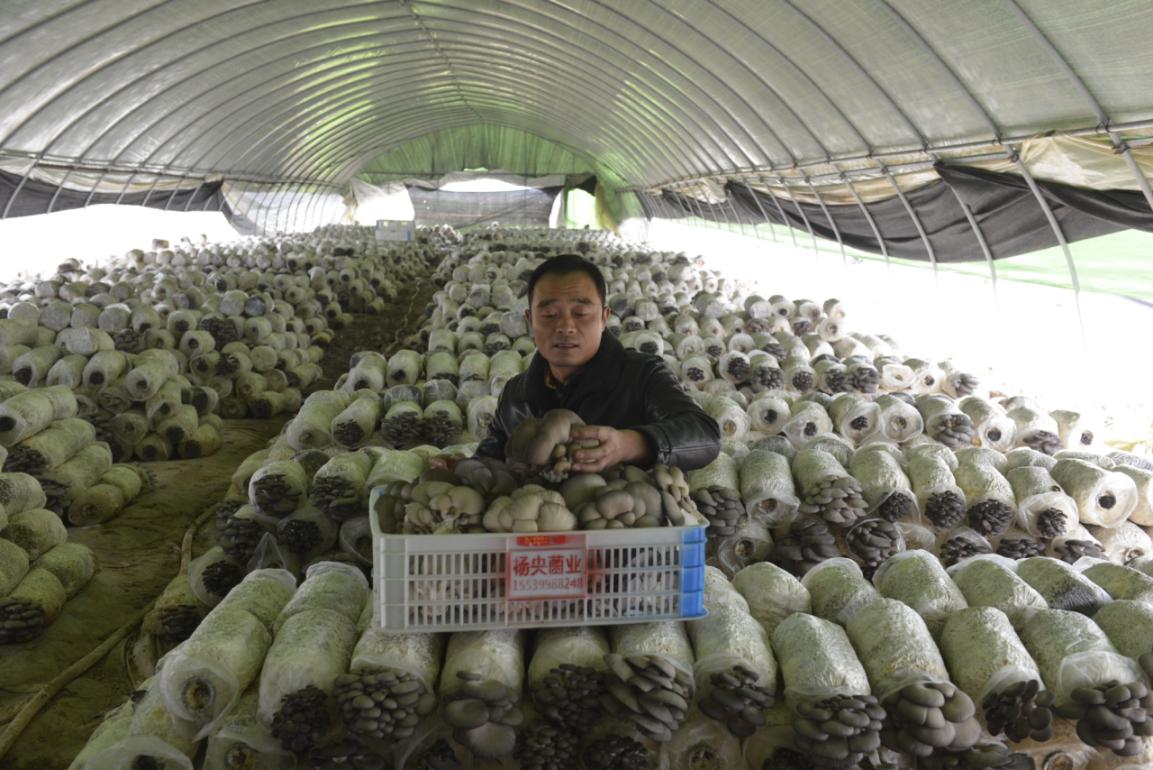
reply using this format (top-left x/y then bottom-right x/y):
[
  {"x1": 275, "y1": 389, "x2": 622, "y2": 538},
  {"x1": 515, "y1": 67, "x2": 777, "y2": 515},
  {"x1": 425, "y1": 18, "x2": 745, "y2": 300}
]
[{"x1": 526, "y1": 254, "x2": 607, "y2": 306}]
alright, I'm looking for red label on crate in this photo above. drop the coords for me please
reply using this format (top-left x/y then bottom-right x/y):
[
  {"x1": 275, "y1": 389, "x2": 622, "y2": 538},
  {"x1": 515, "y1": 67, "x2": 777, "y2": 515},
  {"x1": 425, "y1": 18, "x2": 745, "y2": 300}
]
[{"x1": 507, "y1": 534, "x2": 587, "y2": 600}]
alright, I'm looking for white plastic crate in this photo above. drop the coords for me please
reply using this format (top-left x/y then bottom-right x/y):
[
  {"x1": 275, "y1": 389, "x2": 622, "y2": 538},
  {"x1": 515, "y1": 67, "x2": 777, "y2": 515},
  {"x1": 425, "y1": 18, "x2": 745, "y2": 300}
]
[{"x1": 369, "y1": 485, "x2": 706, "y2": 632}]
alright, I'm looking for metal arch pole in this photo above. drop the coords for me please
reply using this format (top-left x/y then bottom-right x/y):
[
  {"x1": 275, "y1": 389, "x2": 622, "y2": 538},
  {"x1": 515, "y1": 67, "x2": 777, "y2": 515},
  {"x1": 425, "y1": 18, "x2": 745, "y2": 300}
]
[
  {"x1": 646, "y1": 190, "x2": 668, "y2": 224},
  {"x1": 655, "y1": 188, "x2": 685, "y2": 231},
  {"x1": 44, "y1": 167, "x2": 77, "y2": 214},
  {"x1": 292, "y1": 185, "x2": 316, "y2": 234},
  {"x1": 758, "y1": 174, "x2": 799, "y2": 250},
  {"x1": 721, "y1": 177, "x2": 751, "y2": 238},
  {"x1": 650, "y1": 189, "x2": 675, "y2": 224},
  {"x1": 1, "y1": 155, "x2": 43, "y2": 220},
  {"x1": 138, "y1": 167, "x2": 172, "y2": 210},
  {"x1": 946, "y1": 181, "x2": 1000, "y2": 312},
  {"x1": 583, "y1": 0, "x2": 786, "y2": 170},
  {"x1": 82, "y1": 169, "x2": 110, "y2": 208},
  {"x1": 298, "y1": 187, "x2": 322, "y2": 234},
  {"x1": 702, "y1": 0, "x2": 874, "y2": 158},
  {"x1": 275, "y1": 181, "x2": 299, "y2": 234},
  {"x1": 417, "y1": 8, "x2": 756, "y2": 172},
  {"x1": 163, "y1": 173, "x2": 191, "y2": 212},
  {"x1": 781, "y1": 0, "x2": 928, "y2": 148},
  {"x1": 804, "y1": 178, "x2": 845, "y2": 265},
  {"x1": 840, "y1": 172, "x2": 887, "y2": 264},
  {"x1": 741, "y1": 179, "x2": 778, "y2": 243},
  {"x1": 877, "y1": 0, "x2": 1002, "y2": 138},
  {"x1": 179, "y1": 177, "x2": 205, "y2": 213},
  {"x1": 276, "y1": 182, "x2": 298, "y2": 234},
  {"x1": 674, "y1": 183, "x2": 709, "y2": 229},
  {"x1": 232, "y1": 180, "x2": 266, "y2": 233},
  {"x1": 285, "y1": 181, "x2": 311, "y2": 234},
  {"x1": 202, "y1": 178, "x2": 221, "y2": 212},
  {"x1": 276, "y1": 182, "x2": 300, "y2": 234},
  {"x1": 879, "y1": 163, "x2": 937, "y2": 272},
  {"x1": 1003, "y1": 0, "x2": 1153, "y2": 214},
  {"x1": 778, "y1": 176, "x2": 820, "y2": 256},
  {"x1": 167, "y1": 30, "x2": 714, "y2": 189},
  {"x1": 201, "y1": 66, "x2": 673, "y2": 197},
  {"x1": 1115, "y1": 140, "x2": 1153, "y2": 215},
  {"x1": 1008, "y1": 146, "x2": 1086, "y2": 342}
]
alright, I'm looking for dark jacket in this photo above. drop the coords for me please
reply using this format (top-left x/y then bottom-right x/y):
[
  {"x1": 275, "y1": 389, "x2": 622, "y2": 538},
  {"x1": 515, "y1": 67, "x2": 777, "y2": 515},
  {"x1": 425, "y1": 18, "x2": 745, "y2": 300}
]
[{"x1": 476, "y1": 331, "x2": 721, "y2": 470}]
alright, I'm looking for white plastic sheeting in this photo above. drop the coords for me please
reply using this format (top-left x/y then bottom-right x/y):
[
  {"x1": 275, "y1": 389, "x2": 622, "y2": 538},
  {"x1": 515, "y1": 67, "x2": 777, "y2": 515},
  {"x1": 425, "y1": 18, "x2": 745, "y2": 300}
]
[
  {"x1": 348, "y1": 178, "x2": 415, "y2": 225},
  {"x1": 220, "y1": 183, "x2": 348, "y2": 235},
  {"x1": 2, "y1": 0, "x2": 1152, "y2": 196},
  {"x1": 685, "y1": 135, "x2": 1153, "y2": 206}
]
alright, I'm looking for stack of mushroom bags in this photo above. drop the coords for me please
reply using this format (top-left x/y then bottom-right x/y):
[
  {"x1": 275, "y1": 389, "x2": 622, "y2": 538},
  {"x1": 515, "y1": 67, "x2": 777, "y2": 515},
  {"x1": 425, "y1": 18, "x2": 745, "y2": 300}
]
[
  {"x1": 0, "y1": 446, "x2": 99, "y2": 645},
  {"x1": 71, "y1": 229, "x2": 1153, "y2": 769},
  {"x1": 0, "y1": 226, "x2": 437, "y2": 466}
]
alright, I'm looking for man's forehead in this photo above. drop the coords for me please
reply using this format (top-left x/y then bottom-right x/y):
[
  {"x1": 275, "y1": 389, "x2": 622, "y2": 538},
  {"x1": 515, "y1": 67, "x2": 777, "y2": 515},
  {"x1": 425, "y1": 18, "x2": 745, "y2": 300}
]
[
  {"x1": 535, "y1": 295, "x2": 596, "y2": 306},
  {"x1": 532, "y1": 272, "x2": 600, "y2": 303}
]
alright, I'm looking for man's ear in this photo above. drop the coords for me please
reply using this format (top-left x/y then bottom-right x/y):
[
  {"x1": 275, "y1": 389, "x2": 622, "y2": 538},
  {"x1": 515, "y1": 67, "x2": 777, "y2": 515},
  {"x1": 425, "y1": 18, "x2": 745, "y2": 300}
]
[{"x1": 524, "y1": 308, "x2": 532, "y2": 326}]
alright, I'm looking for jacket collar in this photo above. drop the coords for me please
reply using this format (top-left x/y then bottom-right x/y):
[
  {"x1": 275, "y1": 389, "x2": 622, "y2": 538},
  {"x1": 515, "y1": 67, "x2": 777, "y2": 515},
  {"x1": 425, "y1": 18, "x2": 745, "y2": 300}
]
[{"x1": 525, "y1": 330, "x2": 625, "y2": 406}]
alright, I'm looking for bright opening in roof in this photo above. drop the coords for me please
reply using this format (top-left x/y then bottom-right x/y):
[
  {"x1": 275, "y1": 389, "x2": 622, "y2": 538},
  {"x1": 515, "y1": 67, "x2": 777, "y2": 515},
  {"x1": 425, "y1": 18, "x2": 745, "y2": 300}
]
[{"x1": 439, "y1": 177, "x2": 538, "y2": 193}]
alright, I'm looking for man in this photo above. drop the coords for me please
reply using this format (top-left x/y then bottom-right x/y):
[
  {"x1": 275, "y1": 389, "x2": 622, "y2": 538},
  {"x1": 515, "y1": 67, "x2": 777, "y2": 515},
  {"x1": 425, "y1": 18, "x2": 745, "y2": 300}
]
[{"x1": 476, "y1": 254, "x2": 721, "y2": 472}]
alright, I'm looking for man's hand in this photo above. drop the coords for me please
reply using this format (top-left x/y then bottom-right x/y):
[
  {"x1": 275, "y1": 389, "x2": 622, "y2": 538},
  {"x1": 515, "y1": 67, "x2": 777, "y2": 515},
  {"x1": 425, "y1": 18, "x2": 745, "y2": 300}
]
[{"x1": 568, "y1": 426, "x2": 652, "y2": 473}]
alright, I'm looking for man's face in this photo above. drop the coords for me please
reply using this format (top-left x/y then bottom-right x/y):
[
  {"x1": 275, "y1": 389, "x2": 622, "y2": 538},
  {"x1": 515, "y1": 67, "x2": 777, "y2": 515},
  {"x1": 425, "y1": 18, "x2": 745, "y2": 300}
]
[{"x1": 526, "y1": 271, "x2": 610, "y2": 381}]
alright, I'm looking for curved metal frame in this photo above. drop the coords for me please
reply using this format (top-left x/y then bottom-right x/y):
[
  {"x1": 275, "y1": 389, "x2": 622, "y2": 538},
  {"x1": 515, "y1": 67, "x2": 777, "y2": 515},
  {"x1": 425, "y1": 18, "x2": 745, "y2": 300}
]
[
  {"x1": 839, "y1": 171, "x2": 887, "y2": 262},
  {"x1": 779, "y1": 0, "x2": 927, "y2": 148},
  {"x1": 739, "y1": 180, "x2": 778, "y2": 243},
  {"x1": 1005, "y1": 0, "x2": 1153, "y2": 215},
  {"x1": 5, "y1": 0, "x2": 732, "y2": 212},
  {"x1": 1007, "y1": 146, "x2": 1084, "y2": 330},
  {"x1": 946, "y1": 181, "x2": 999, "y2": 306},
  {"x1": 331, "y1": 7, "x2": 739, "y2": 174},
  {"x1": 143, "y1": 26, "x2": 712, "y2": 184},
  {"x1": 11, "y1": 9, "x2": 424, "y2": 175},
  {"x1": 875, "y1": 0, "x2": 1002, "y2": 139},
  {"x1": 556, "y1": 0, "x2": 773, "y2": 167},
  {"x1": 225, "y1": 56, "x2": 694, "y2": 183},
  {"x1": 24, "y1": 0, "x2": 747, "y2": 182},
  {"x1": 803, "y1": 178, "x2": 845, "y2": 264},
  {"x1": 777, "y1": 176, "x2": 819, "y2": 256},
  {"x1": 878, "y1": 162, "x2": 937, "y2": 269},
  {"x1": 702, "y1": 0, "x2": 867, "y2": 156},
  {"x1": 758, "y1": 175, "x2": 799, "y2": 250}
]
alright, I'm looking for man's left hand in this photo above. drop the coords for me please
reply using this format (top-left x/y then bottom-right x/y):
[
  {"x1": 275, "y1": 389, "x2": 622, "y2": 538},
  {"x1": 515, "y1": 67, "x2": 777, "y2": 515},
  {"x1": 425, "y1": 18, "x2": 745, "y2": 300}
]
[{"x1": 568, "y1": 426, "x2": 651, "y2": 473}]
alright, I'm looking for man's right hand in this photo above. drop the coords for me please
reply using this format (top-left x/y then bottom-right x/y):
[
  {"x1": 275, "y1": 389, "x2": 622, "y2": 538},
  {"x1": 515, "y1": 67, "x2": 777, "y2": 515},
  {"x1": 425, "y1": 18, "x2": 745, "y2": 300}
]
[{"x1": 568, "y1": 425, "x2": 652, "y2": 472}]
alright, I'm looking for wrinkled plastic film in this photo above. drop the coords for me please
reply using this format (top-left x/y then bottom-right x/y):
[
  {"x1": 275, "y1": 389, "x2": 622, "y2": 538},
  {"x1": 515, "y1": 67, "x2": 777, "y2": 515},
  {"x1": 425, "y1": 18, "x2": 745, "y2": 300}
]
[
  {"x1": 158, "y1": 606, "x2": 271, "y2": 739},
  {"x1": 440, "y1": 629, "x2": 527, "y2": 702},
  {"x1": 802, "y1": 557, "x2": 881, "y2": 627},
  {"x1": 275, "y1": 560, "x2": 367, "y2": 630},
  {"x1": 872, "y1": 550, "x2": 967, "y2": 638},
  {"x1": 350, "y1": 627, "x2": 445, "y2": 693},
  {"x1": 939, "y1": 606, "x2": 1042, "y2": 704},
  {"x1": 731, "y1": 561, "x2": 811, "y2": 638},
  {"x1": 772, "y1": 613, "x2": 869, "y2": 707},
  {"x1": 946, "y1": 555, "x2": 1046, "y2": 626},
  {"x1": 257, "y1": 608, "x2": 359, "y2": 725},
  {"x1": 738, "y1": 450, "x2": 798, "y2": 526},
  {"x1": 845, "y1": 599, "x2": 951, "y2": 701},
  {"x1": 610, "y1": 622, "x2": 695, "y2": 678},
  {"x1": 1018, "y1": 608, "x2": 1144, "y2": 705}
]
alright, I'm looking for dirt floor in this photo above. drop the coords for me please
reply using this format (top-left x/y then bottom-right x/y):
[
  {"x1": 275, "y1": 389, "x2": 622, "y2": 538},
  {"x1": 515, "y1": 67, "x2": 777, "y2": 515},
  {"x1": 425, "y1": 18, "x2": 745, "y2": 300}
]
[{"x1": 0, "y1": 281, "x2": 437, "y2": 769}]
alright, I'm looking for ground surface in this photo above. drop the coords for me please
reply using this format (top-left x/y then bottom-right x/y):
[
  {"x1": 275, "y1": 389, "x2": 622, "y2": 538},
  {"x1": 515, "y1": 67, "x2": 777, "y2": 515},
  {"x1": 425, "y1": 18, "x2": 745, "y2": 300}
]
[{"x1": 0, "y1": 282, "x2": 436, "y2": 769}]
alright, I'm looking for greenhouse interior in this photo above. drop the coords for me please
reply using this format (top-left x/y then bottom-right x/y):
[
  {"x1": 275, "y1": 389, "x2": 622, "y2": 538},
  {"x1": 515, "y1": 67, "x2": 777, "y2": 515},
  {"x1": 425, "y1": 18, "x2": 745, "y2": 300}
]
[{"x1": 3, "y1": 2, "x2": 1153, "y2": 769}]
